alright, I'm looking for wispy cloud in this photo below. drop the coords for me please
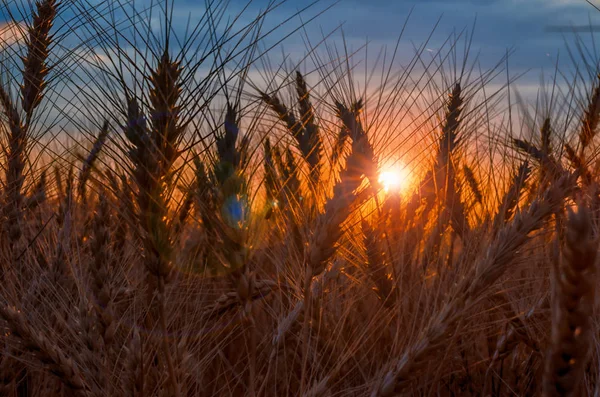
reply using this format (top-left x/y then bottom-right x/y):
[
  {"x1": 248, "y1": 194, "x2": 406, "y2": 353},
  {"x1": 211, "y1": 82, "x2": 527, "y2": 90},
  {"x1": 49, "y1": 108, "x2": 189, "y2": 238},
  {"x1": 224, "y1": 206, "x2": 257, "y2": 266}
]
[{"x1": 0, "y1": 21, "x2": 25, "y2": 47}]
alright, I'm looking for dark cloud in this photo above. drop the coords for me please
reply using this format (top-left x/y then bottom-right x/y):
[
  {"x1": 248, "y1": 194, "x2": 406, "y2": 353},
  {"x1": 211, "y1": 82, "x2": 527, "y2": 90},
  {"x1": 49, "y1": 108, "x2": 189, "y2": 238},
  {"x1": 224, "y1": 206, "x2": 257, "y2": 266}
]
[
  {"x1": 164, "y1": 0, "x2": 600, "y2": 92},
  {"x1": 288, "y1": 0, "x2": 598, "y2": 76}
]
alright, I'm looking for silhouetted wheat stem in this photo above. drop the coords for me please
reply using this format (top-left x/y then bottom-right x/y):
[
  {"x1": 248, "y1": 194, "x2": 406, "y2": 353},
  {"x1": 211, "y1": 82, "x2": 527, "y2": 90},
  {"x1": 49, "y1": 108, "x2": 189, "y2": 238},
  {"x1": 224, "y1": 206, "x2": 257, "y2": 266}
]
[
  {"x1": 1, "y1": 0, "x2": 57, "y2": 254},
  {"x1": 492, "y1": 161, "x2": 531, "y2": 233},
  {"x1": 372, "y1": 173, "x2": 573, "y2": 396},
  {"x1": 405, "y1": 83, "x2": 465, "y2": 239},
  {"x1": 123, "y1": 50, "x2": 183, "y2": 396},
  {"x1": 362, "y1": 219, "x2": 395, "y2": 306},
  {"x1": 0, "y1": 1, "x2": 57, "y2": 393},
  {"x1": 260, "y1": 71, "x2": 323, "y2": 190},
  {"x1": 579, "y1": 73, "x2": 600, "y2": 156},
  {"x1": 78, "y1": 120, "x2": 109, "y2": 201},
  {"x1": 513, "y1": 118, "x2": 564, "y2": 188},
  {"x1": 296, "y1": 71, "x2": 323, "y2": 187},
  {"x1": 543, "y1": 204, "x2": 597, "y2": 397},
  {"x1": 0, "y1": 301, "x2": 88, "y2": 394},
  {"x1": 564, "y1": 143, "x2": 593, "y2": 185},
  {"x1": 212, "y1": 102, "x2": 258, "y2": 395},
  {"x1": 298, "y1": 100, "x2": 376, "y2": 391}
]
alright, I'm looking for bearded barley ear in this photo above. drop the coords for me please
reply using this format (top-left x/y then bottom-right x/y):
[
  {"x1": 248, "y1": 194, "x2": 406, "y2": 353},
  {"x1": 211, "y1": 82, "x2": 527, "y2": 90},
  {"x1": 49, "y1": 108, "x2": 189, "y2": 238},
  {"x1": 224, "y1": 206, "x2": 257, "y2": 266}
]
[
  {"x1": 404, "y1": 84, "x2": 465, "y2": 226},
  {"x1": 56, "y1": 165, "x2": 73, "y2": 228},
  {"x1": 260, "y1": 90, "x2": 301, "y2": 137},
  {"x1": 172, "y1": 187, "x2": 193, "y2": 238},
  {"x1": 514, "y1": 119, "x2": 563, "y2": 183},
  {"x1": 53, "y1": 164, "x2": 63, "y2": 199},
  {"x1": 261, "y1": 75, "x2": 322, "y2": 189},
  {"x1": 89, "y1": 193, "x2": 118, "y2": 349},
  {"x1": 307, "y1": 102, "x2": 376, "y2": 277},
  {"x1": 299, "y1": 102, "x2": 376, "y2": 390},
  {"x1": 437, "y1": 84, "x2": 469, "y2": 237},
  {"x1": 0, "y1": 0, "x2": 57, "y2": 254},
  {"x1": 331, "y1": 99, "x2": 363, "y2": 165},
  {"x1": 216, "y1": 103, "x2": 241, "y2": 169},
  {"x1": 0, "y1": 87, "x2": 25, "y2": 233},
  {"x1": 124, "y1": 329, "x2": 143, "y2": 396},
  {"x1": 331, "y1": 125, "x2": 350, "y2": 166}
]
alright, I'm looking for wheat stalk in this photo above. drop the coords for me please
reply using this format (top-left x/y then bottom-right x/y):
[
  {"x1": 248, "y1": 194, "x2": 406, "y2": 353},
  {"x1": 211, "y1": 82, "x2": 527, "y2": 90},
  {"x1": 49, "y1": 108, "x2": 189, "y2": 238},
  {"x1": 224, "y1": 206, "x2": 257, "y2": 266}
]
[
  {"x1": 543, "y1": 203, "x2": 597, "y2": 397},
  {"x1": 123, "y1": 50, "x2": 183, "y2": 396},
  {"x1": 372, "y1": 173, "x2": 573, "y2": 396},
  {"x1": 0, "y1": 302, "x2": 87, "y2": 394},
  {"x1": 1, "y1": 0, "x2": 57, "y2": 251},
  {"x1": 579, "y1": 73, "x2": 600, "y2": 155},
  {"x1": 78, "y1": 120, "x2": 109, "y2": 201}
]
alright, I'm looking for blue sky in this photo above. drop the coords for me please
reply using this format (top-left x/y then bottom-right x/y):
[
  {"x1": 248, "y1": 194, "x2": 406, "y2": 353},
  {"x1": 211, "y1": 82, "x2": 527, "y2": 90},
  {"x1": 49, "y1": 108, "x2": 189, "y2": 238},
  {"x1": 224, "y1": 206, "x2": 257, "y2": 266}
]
[
  {"x1": 2, "y1": 0, "x2": 595, "y2": 129},
  {"x1": 4, "y1": 0, "x2": 596, "y2": 90},
  {"x1": 209, "y1": 0, "x2": 600, "y2": 90}
]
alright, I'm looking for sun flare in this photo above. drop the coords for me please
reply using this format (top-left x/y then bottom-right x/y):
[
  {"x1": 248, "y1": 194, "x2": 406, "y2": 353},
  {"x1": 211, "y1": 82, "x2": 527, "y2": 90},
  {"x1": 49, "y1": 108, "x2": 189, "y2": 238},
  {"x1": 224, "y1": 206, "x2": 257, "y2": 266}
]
[{"x1": 378, "y1": 166, "x2": 410, "y2": 193}]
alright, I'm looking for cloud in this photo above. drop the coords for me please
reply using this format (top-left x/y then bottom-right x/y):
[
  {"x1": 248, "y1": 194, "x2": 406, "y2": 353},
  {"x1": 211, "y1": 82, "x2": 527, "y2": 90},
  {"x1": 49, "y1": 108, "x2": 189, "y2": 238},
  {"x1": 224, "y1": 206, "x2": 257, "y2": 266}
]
[
  {"x1": 126, "y1": 0, "x2": 597, "y2": 104},
  {"x1": 0, "y1": 22, "x2": 26, "y2": 46}
]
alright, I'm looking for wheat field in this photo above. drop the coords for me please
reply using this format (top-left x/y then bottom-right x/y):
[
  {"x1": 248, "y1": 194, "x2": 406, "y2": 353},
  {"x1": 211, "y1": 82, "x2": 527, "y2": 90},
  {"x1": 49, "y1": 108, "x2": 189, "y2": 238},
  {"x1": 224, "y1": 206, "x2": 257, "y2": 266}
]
[{"x1": 0, "y1": 0, "x2": 599, "y2": 396}]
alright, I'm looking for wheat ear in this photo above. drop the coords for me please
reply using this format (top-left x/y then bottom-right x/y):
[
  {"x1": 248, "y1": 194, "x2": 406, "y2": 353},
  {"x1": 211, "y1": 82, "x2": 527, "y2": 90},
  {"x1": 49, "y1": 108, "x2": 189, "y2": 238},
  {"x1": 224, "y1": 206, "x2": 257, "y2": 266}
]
[
  {"x1": 372, "y1": 173, "x2": 572, "y2": 396},
  {"x1": 1, "y1": 0, "x2": 57, "y2": 246},
  {"x1": 299, "y1": 101, "x2": 375, "y2": 390},
  {"x1": 579, "y1": 73, "x2": 600, "y2": 156},
  {"x1": 0, "y1": 302, "x2": 87, "y2": 393},
  {"x1": 543, "y1": 204, "x2": 597, "y2": 397},
  {"x1": 296, "y1": 71, "x2": 322, "y2": 187},
  {"x1": 78, "y1": 120, "x2": 109, "y2": 201},
  {"x1": 124, "y1": 50, "x2": 183, "y2": 396}
]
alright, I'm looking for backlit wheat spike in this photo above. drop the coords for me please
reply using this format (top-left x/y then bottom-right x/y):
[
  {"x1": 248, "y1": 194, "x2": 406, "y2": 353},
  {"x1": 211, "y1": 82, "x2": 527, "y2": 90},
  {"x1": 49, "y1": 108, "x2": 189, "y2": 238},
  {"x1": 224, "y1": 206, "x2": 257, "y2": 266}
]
[
  {"x1": 78, "y1": 120, "x2": 109, "y2": 201},
  {"x1": 463, "y1": 164, "x2": 483, "y2": 205},
  {"x1": 124, "y1": 49, "x2": 183, "y2": 396},
  {"x1": 362, "y1": 219, "x2": 395, "y2": 306},
  {"x1": 373, "y1": 173, "x2": 573, "y2": 396},
  {"x1": 564, "y1": 143, "x2": 593, "y2": 184},
  {"x1": 579, "y1": 73, "x2": 600, "y2": 154},
  {"x1": 492, "y1": 161, "x2": 531, "y2": 233},
  {"x1": 296, "y1": 71, "x2": 322, "y2": 186}
]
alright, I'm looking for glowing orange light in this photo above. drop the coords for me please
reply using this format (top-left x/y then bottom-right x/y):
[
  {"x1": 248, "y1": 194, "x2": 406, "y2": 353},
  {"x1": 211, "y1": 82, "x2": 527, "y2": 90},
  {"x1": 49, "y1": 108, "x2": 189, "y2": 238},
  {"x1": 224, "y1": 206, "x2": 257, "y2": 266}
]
[{"x1": 378, "y1": 166, "x2": 409, "y2": 193}]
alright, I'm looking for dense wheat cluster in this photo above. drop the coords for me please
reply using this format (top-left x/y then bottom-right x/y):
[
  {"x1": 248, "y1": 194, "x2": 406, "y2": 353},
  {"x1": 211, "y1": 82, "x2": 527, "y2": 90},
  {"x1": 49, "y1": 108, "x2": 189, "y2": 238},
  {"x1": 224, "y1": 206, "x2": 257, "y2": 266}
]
[{"x1": 2, "y1": 0, "x2": 600, "y2": 396}]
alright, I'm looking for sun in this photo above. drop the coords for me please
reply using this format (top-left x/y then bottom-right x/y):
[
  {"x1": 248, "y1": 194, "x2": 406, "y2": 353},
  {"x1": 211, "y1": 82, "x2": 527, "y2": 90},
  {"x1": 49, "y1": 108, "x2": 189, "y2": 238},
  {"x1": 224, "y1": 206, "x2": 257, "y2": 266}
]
[{"x1": 378, "y1": 165, "x2": 410, "y2": 193}]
